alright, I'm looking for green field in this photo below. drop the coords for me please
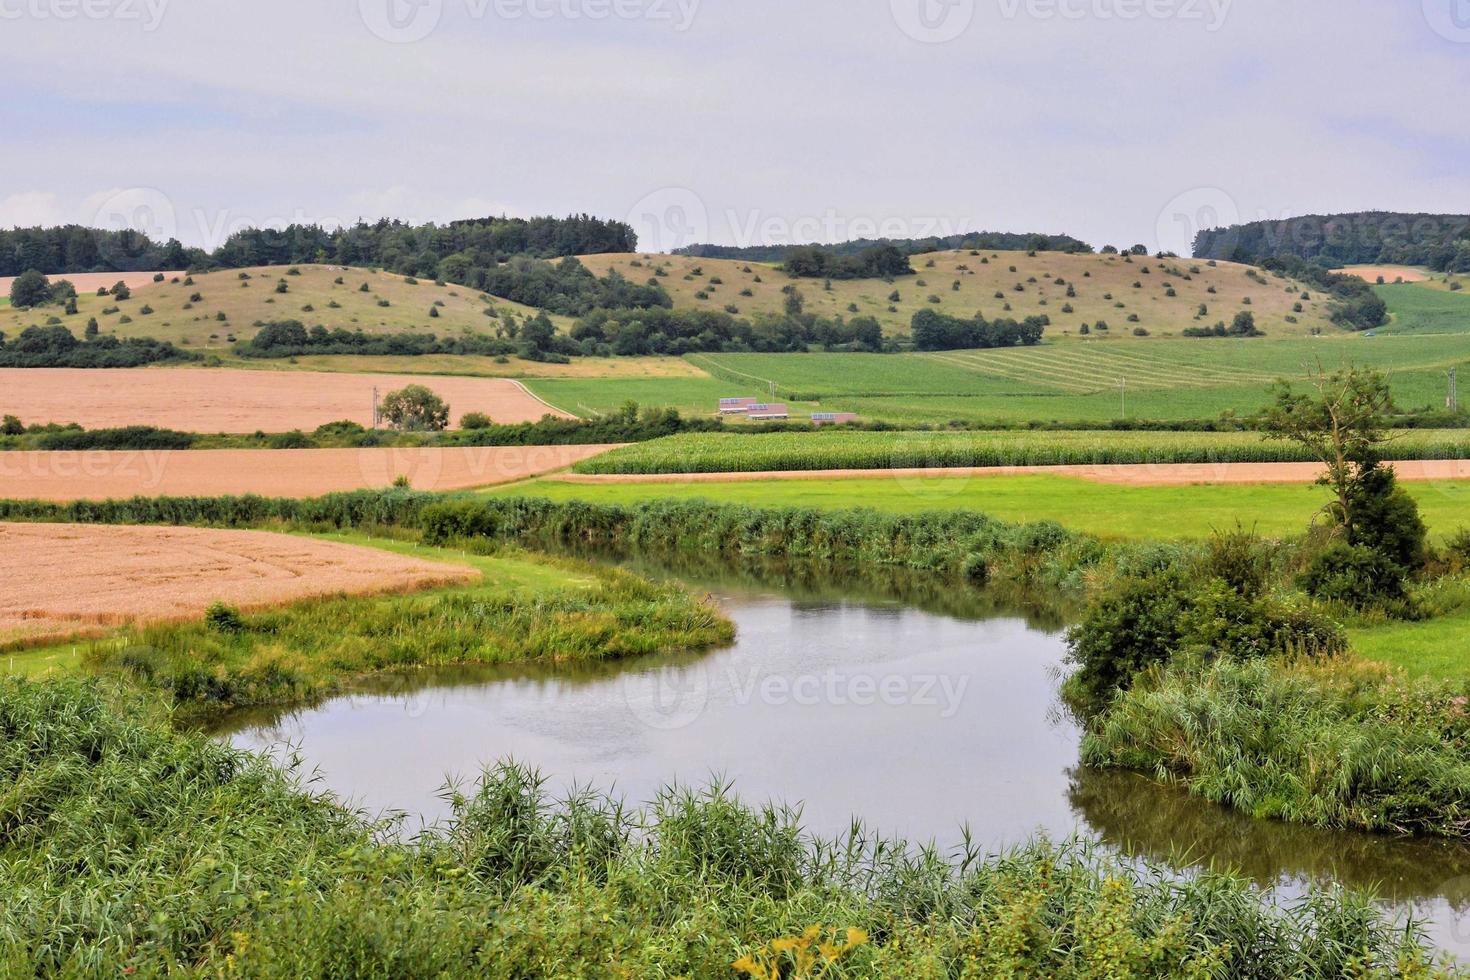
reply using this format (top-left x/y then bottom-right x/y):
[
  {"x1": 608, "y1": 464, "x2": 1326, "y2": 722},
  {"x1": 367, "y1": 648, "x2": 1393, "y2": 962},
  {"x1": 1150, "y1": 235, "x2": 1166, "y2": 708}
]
[
  {"x1": 1375, "y1": 282, "x2": 1470, "y2": 335},
  {"x1": 676, "y1": 328, "x2": 1470, "y2": 424},
  {"x1": 490, "y1": 473, "x2": 1470, "y2": 542},
  {"x1": 1350, "y1": 606, "x2": 1470, "y2": 681},
  {"x1": 575, "y1": 429, "x2": 1470, "y2": 475}
]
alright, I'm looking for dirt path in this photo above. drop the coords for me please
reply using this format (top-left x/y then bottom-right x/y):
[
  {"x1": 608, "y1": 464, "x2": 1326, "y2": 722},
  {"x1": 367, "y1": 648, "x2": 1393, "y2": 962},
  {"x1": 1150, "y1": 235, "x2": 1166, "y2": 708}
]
[
  {"x1": 0, "y1": 444, "x2": 620, "y2": 502},
  {"x1": 557, "y1": 459, "x2": 1470, "y2": 487},
  {"x1": 0, "y1": 368, "x2": 571, "y2": 432},
  {"x1": 0, "y1": 522, "x2": 478, "y2": 645}
]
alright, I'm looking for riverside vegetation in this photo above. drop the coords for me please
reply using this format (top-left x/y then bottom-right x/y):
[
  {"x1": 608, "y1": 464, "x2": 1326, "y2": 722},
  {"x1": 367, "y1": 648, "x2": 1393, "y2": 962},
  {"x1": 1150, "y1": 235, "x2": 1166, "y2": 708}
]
[{"x1": 4, "y1": 369, "x2": 1470, "y2": 971}]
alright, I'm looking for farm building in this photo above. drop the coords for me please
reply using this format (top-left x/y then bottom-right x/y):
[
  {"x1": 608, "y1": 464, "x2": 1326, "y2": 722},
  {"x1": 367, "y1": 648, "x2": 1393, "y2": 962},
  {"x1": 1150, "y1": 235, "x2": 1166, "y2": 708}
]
[
  {"x1": 811, "y1": 412, "x2": 859, "y2": 426},
  {"x1": 746, "y1": 403, "x2": 790, "y2": 420},
  {"x1": 719, "y1": 397, "x2": 759, "y2": 414}
]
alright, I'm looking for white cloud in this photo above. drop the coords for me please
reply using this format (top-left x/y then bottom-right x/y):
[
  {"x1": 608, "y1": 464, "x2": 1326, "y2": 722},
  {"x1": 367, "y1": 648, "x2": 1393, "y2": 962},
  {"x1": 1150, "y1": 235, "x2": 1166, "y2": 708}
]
[{"x1": 1, "y1": 0, "x2": 1465, "y2": 251}]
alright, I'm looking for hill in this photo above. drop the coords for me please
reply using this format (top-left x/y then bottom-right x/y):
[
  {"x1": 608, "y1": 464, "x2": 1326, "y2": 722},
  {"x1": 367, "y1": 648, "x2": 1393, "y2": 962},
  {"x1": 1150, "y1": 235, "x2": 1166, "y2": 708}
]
[
  {"x1": 0, "y1": 264, "x2": 572, "y2": 356},
  {"x1": 576, "y1": 249, "x2": 1337, "y2": 338},
  {"x1": 1194, "y1": 212, "x2": 1470, "y2": 273}
]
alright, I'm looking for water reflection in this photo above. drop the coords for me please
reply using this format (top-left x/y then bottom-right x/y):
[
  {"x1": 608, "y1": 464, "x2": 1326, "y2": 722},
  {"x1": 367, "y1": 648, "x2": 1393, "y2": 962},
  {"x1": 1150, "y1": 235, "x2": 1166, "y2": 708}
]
[{"x1": 212, "y1": 554, "x2": 1470, "y2": 957}]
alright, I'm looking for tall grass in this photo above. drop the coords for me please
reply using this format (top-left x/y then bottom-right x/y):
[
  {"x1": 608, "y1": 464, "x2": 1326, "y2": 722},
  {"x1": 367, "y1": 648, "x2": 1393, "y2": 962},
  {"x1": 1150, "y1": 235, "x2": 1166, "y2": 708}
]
[
  {"x1": 81, "y1": 555, "x2": 733, "y2": 714},
  {"x1": 1082, "y1": 656, "x2": 1470, "y2": 838},
  {"x1": 0, "y1": 679, "x2": 1451, "y2": 977}
]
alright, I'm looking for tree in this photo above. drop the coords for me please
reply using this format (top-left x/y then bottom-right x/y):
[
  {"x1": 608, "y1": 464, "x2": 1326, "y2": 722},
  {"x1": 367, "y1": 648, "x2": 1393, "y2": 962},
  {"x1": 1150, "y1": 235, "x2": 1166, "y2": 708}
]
[
  {"x1": 380, "y1": 384, "x2": 449, "y2": 432},
  {"x1": 1256, "y1": 365, "x2": 1394, "y2": 537},
  {"x1": 1, "y1": 415, "x2": 23, "y2": 436},
  {"x1": 1255, "y1": 364, "x2": 1427, "y2": 602},
  {"x1": 8, "y1": 270, "x2": 50, "y2": 309},
  {"x1": 110, "y1": 282, "x2": 131, "y2": 300}
]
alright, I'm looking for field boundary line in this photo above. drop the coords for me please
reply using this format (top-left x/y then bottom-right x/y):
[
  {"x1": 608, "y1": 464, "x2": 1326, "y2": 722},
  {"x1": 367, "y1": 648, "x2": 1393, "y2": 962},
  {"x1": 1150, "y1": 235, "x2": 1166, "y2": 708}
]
[
  {"x1": 507, "y1": 379, "x2": 577, "y2": 418},
  {"x1": 687, "y1": 354, "x2": 779, "y2": 390}
]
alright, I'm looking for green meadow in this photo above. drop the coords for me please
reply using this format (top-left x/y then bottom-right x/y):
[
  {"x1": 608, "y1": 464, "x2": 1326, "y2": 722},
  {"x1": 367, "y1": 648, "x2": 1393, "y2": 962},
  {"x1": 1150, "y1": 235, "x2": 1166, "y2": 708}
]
[{"x1": 489, "y1": 473, "x2": 1470, "y2": 543}]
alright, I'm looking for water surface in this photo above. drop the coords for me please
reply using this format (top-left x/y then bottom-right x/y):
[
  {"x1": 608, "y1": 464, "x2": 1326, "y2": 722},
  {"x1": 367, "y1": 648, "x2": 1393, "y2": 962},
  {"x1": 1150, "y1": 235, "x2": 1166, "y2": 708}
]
[{"x1": 217, "y1": 564, "x2": 1470, "y2": 956}]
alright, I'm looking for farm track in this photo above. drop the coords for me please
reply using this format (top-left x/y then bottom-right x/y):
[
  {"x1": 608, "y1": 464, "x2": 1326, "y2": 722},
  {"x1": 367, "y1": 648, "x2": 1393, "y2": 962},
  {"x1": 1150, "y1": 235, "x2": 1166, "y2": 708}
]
[{"x1": 0, "y1": 444, "x2": 621, "y2": 502}]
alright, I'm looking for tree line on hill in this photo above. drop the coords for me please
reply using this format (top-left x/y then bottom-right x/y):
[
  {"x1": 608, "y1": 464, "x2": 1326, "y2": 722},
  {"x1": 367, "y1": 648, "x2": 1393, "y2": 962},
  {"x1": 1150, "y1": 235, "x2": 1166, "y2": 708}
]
[
  {"x1": 0, "y1": 215, "x2": 636, "y2": 278},
  {"x1": 676, "y1": 230, "x2": 1094, "y2": 262},
  {"x1": 910, "y1": 308, "x2": 1047, "y2": 350},
  {"x1": 234, "y1": 321, "x2": 519, "y2": 359},
  {"x1": 781, "y1": 244, "x2": 915, "y2": 280},
  {"x1": 1194, "y1": 211, "x2": 1470, "y2": 273}
]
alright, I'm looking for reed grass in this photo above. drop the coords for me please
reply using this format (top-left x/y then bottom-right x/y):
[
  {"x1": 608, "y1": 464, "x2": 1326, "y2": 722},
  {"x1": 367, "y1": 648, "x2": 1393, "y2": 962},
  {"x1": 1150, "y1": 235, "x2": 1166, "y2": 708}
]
[{"x1": 0, "y1": 679, "x2": 1451, "y2": 977}]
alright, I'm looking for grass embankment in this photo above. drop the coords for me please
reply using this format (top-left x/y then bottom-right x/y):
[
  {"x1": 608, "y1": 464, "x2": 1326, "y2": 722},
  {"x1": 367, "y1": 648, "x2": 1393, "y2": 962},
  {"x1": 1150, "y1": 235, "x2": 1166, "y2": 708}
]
[
  {"x1": 0, "y1": 678, "x2": 1449, "y2": 976},
  {"x1": 574, "y1": 429, "x2": 1470, "y2": 475},
  {"x1": 6, "y1": 532, "x2": 731, "y2": 714},
  {"x1": 491, "y1": 474, "x2": 1470, "y2": 543}
]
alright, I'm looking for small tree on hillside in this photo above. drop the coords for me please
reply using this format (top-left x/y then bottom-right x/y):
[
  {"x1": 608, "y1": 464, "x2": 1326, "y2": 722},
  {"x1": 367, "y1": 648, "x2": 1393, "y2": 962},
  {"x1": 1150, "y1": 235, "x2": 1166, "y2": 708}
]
[
  {"x1": 381, "y1": 385, "x2": 450, "y2": 432},
  {"x1": 8, "y1": 270, "x2": 50, "y2": 309}
]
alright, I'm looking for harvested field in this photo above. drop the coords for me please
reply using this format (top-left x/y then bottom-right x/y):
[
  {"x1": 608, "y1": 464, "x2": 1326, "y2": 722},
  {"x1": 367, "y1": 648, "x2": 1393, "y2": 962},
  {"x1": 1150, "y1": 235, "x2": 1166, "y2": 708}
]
[
  {"x1": 1333, "y1": 265, "x2": 1431, "y2": 283},
  {"x1": 0, "y1": 444, "x2": 618, "y2": 502},
  {"x1": 0, "y1": 270, "x2": 181, "y2": 296},
  {"x1": 0, "y1": 523, "x2": 478, "y2": 645},
  {"x1": 0, "y1": 368, "x2": 569, "y2": 431},
  {"x1": 558, "y1": 458, "x2": 1470, "y2": 487}
]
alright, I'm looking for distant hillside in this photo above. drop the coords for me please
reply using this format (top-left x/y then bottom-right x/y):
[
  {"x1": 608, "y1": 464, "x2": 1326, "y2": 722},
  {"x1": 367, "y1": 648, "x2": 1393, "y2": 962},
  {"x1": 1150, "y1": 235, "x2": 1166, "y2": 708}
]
[
  {"x1": 1194, "y1": 211, "x2": 1470, "y2": 273},
  {"x1": 675, "y1": 231, "x2": 1093, "y2": 262},
  {"x1": 578, "y1": 249, "x2": 1334, "y2": 338},
  {"x1": 0, "y1": 264, "x2": 571, "y2": 355}
]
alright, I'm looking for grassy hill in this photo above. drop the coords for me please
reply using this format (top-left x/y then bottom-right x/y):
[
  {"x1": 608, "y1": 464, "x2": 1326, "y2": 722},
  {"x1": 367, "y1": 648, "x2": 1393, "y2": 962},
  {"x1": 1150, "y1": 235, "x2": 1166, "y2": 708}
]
[
  {"x1": 1, "y1": 264, "x2": 571, "y2": 357},
  {"x1": 577, "y1": 249, "x2": 1337, "y2": 338}
]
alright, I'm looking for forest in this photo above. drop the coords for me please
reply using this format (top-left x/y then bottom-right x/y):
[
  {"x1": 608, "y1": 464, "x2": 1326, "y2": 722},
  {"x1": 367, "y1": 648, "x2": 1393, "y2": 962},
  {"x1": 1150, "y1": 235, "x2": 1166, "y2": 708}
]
[{"x1": 1194, "y1": 211, "x2": 1470, "y2": 272}]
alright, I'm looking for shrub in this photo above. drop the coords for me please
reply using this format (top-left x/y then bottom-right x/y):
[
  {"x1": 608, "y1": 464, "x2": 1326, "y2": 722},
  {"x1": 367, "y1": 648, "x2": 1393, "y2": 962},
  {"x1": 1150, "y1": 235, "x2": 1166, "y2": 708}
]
[
  {"x1": 460, "y1": 411, "x2": 493, "y2": 430},
  {"x1": 1300, "y1": 542, "x2": 1407, "y2": 607},
  {"x1": 268, "y1": 429, "x2": 315, "y2": 449},
  {"x1": 1, "y1": 415, "x2": 23, "y2": 436},
  {"x1": 204, "y1": 601, "x2": 245, "y2": 633}
]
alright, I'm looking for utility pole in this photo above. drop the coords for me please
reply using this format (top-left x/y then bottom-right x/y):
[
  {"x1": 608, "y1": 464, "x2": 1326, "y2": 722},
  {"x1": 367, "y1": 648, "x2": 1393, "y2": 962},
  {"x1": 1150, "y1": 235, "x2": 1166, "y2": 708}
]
[
  {"x1": 372, "y1": 386, "x2": 379, "y2": 430},
  {"x1": 1450, "y1": 368, "x2": 1459, "y2": 413},
  {"x1": 1119, "y1": 377, "x2": 1127, "y2": 419}
]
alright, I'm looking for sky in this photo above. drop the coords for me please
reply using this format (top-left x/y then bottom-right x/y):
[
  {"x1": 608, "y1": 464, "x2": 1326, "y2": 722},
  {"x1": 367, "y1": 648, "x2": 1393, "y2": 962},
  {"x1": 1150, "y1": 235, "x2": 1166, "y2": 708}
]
[{"x1": 1, "y1": 0, "x2": 1467, "y2": 256}]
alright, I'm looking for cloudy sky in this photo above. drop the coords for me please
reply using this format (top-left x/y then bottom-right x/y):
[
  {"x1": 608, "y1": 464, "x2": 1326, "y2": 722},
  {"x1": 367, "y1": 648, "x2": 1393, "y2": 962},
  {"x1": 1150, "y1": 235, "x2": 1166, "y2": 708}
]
[{"x1": 2, "y1": 0, "x2": 1467, "y2": 255}]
